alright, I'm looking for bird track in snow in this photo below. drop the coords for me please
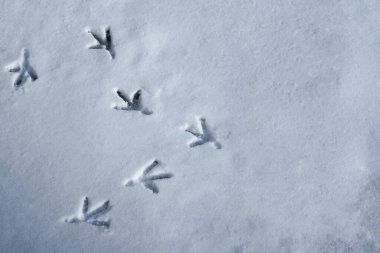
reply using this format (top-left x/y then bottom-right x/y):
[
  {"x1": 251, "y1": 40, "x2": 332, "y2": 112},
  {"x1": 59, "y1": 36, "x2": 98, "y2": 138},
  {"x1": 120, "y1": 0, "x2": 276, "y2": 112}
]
[
  {"x1": 184, "y1": 117, "x2": 222, "y2": 149},
  {"x1": 87, "y1": 26, "x2": 115, "y2": 59},
  {"x1": 5, "y1": 48, "x2": 38, "y2": 89},
  {"x1": 111, "y1": 87, "x2": 153, "y2": 115},
  {"x1": 64, "y1": 196, "x2": 111, "y2": 230},
  {"x1": 124, "y1": 159, "x2": 173, "y2": 194}
]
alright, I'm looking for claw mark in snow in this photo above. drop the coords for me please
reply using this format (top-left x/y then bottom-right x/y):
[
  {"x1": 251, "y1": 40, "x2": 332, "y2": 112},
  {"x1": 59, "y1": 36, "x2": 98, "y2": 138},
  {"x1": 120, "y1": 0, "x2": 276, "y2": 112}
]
[
  {"x1": 111, "y1": 87, "x2": 152, "y2": 115},
  {"x1": 87, "y1": 26, "x2": 115, "y2": 59},
  {"x1": 64, "y1": 196, "x2": 111, "y2": 229},
  {"x1": 185, "y1": 117, "x2": 221, "y2": 149},
  {"x1": 5, "y1": 48, "x2": 38, "y2": 88},
  {"x1": 125, "y1": 159, "x2": 173, "y2": 194}
]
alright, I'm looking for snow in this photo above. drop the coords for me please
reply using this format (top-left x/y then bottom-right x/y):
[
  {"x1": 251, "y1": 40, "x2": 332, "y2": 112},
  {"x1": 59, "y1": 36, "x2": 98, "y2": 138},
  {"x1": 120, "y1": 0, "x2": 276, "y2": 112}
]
[{"x1": 1, "y1": 0, "x2": 380, "y2": 252}]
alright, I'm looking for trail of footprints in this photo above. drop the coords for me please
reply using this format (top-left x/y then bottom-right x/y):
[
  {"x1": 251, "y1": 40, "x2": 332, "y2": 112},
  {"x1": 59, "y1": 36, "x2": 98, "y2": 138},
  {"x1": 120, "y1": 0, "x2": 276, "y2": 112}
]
[{"x1": 4, "y1": 26, "x2": 222, "y2": 231}]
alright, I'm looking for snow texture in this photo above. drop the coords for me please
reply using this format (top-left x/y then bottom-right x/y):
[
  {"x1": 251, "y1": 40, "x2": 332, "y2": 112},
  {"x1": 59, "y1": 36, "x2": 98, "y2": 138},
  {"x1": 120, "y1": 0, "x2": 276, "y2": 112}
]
[{"x1": 1, "y1": 0, "x2": 380, "y2": 252}]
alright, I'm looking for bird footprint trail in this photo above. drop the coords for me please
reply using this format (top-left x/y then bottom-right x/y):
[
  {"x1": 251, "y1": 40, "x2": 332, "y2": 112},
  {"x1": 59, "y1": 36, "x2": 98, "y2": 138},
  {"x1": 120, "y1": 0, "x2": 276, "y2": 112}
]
[
  {"x1": 111, "y1": 87, "x2": 153, "y2": 115},
  {"x1": 5, "y1": 48, "x2": 38, "y2": 88},
  {"x1": 125, "y1": 160, "x2": 173, "y2": 194},
  {"x1": 64, "y1": 197, "x2": 111, "y2": 229},
  {"x1": 87, "y1": 26, "x2": 115, "y2": 59},
  {"x1": 185, "y1": 117, "x2": 222, "y2": 149}
]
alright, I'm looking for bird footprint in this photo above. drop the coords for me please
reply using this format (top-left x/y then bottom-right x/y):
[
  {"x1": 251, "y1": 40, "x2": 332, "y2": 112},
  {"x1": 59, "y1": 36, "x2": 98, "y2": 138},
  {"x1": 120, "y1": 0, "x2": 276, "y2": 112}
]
[
  {"x1": 87, "y1": 26, "x2": 115, "y2": 59},
  {"x1": 111, "y1": 87, "x2": 152, "y2": 115},
  {"x1": 64, "y1": 196, "x2": 111, "y2": 229},
  {"x1": 184, "y1": 116, "x2": 221, "y2": 149},
  {"x1": 5, "y1": 48, "x2": 38, "y2": 89},
  {"x1": 125, "y1": 159, "x2": 173, "y2": 194}
]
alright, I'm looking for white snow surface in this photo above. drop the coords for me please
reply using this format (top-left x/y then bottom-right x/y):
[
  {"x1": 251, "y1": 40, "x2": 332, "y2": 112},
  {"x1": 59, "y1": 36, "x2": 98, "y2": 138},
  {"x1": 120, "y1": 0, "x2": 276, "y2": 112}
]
[{"x1": 1, "y1": 0, "x2": 380, "y2": 252}]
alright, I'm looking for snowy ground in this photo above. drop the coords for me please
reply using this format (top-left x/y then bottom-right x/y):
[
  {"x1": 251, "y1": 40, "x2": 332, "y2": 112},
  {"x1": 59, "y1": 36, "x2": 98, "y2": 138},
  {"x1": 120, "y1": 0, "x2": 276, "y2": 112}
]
[{"x1": 1, "y1": 0, "x2": 380, "y2": 252}]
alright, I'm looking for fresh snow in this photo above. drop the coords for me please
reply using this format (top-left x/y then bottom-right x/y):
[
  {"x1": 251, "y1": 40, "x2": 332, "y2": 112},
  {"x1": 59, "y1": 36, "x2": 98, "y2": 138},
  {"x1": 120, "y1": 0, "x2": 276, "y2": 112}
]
[{"x1": 1, "y1": 1, "x2": 380, "y2": 252}]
